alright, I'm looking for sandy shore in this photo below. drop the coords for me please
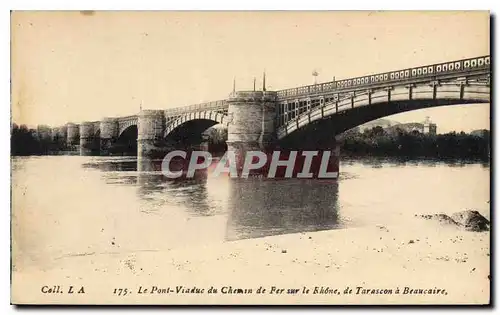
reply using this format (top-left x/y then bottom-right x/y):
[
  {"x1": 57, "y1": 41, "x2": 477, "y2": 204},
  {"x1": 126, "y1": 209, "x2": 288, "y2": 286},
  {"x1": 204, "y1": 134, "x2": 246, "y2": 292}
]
[{"x1": 12, "y1": 217, "x2": 490, "y2": 305}]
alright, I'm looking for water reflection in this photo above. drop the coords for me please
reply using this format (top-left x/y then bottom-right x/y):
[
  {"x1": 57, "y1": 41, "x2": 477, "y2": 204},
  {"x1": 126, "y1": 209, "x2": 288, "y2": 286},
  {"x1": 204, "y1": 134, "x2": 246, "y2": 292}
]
[
  {"x1": 82, "y1": 157, "x2": 344, "y2": 241},
  {"x1": 225, "y1": 179, "x2": 341, "y2": 241},
  {"x1": 82, "y1": 157, "x2": 137, "y2": 172},
  {"x1": 135, "y1": 172, "x2": 168, "y2": 197}
]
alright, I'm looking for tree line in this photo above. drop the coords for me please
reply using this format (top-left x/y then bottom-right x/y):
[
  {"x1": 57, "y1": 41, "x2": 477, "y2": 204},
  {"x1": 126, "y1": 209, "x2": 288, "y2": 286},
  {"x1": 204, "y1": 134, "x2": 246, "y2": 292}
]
[
  {"x1": 12, "y1": 123, "x2": 490, "y2": 160},
  {"x1": 11, "y1": 124, "x2": 67, "y2": 156},
  {"x1": 338, "y1": 126, "x2": 490, "y2": 159},
  {"x1": 203, "y1": 126, "x2": 490, "y2": 159}
]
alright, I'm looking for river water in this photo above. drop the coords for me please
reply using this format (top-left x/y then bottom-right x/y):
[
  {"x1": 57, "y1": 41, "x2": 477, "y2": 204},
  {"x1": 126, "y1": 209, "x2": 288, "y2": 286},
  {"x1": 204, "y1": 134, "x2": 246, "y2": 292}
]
[{"x1": 11, "y1": 156, "x2": 490, "y2": 272}]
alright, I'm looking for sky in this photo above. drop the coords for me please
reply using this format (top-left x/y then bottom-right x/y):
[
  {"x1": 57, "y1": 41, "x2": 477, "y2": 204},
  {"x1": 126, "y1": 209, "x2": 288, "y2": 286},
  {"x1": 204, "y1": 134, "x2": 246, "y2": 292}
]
[{"x1": 11, "y1": 11, "x2": 490, "y2": 133}]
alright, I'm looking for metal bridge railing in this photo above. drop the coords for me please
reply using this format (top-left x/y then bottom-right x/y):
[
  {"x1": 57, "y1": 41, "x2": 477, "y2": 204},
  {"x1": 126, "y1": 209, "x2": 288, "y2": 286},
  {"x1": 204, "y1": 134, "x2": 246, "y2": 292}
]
[
  {"x1": 276, "y1": 55, "x2": 491, "y2": 99},
  {"x1": 164, "y1": 99, "x2": 228, "y2": 115}
]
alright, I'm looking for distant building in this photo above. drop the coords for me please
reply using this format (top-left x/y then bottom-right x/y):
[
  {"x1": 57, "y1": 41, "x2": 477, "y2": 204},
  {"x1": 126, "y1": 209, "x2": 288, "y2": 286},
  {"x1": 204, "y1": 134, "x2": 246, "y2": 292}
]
[{"x1": 422, "y1": 116, "x2": 437, "y2": 135}]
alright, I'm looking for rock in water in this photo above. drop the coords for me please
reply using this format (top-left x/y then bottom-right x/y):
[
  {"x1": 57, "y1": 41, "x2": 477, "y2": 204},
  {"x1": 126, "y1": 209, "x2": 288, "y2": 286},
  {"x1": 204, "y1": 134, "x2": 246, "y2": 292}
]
[
  {"x1": 451, "y1": 210, "x2": 490, "y2": 232},
  {"x1": 416, "y1": 211, "x2": 490, "y2": 232}
]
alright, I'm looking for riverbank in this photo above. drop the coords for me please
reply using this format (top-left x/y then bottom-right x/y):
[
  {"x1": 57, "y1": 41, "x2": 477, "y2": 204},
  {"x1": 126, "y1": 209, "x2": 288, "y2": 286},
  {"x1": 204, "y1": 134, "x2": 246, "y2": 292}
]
[{"x1": 12, "y1": 216, "x2": 490, "y2": 305}]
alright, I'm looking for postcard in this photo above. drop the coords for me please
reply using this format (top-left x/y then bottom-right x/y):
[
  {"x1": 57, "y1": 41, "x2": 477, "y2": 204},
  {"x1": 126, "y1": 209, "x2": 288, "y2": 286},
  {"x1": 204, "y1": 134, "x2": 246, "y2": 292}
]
[{"x1": 11, "y1": 11, "x2": 491, "y2": 305}]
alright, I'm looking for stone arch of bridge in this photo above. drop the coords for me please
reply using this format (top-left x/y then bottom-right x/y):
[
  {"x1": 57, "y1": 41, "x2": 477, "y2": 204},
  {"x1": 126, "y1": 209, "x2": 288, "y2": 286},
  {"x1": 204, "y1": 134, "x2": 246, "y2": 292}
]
[
  {"x1": 113, "y1": 124, "x2": 138, "y2": 155},
  {"x1": 118, "y1": 119, "x2": 138, "y2": 138},
  {"x1": 164, "y1": 111, "x2": 228, "y2": 146}
]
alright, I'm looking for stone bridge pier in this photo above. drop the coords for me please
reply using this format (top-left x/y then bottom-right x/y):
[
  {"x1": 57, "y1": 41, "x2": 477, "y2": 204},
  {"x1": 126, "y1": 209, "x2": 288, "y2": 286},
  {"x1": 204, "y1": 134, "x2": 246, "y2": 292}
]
[
  {"x1": 226, "y1": 90, "x2": 340, "y2": 175},
  {"x1": 137, "y1": 110, "x2": 168, "y2": 163},
  {"x1": 79, "y1": 122, "x2": 98, "y2": 156},
  {"x1": 226, "y1": 91, "x2": 277, "y2": 169},
  {"x1": 67, "y1": 123, "x2": 80, "y2": 150},
  {"x1": 100, "y1": 118, "x2": 119, "y2": 155}
]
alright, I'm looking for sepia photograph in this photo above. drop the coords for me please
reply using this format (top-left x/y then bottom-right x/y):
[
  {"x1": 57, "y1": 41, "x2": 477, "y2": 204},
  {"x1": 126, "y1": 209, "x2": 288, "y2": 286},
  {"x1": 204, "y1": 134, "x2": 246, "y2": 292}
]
[{"x1": 10, "y1": 10, "x2": 491, "y2": 305}]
